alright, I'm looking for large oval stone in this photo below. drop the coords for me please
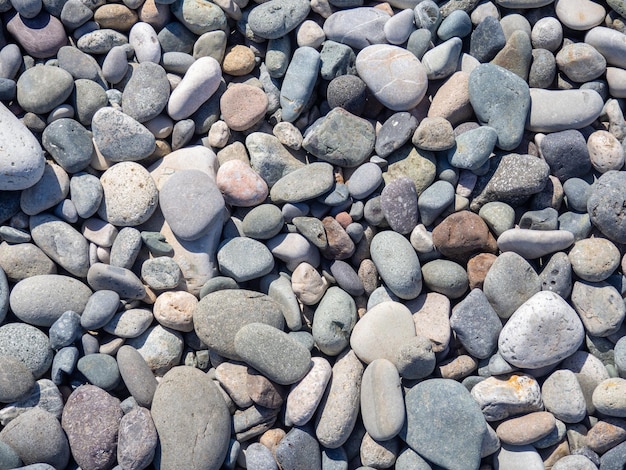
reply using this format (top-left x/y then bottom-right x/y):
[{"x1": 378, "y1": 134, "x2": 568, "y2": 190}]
[
  {"x1": 248, "y1": 0, "x2": 310, "y2": 39},
  {"x1": 16, "y1": 65, "x2": 74, "y2": 114},
  {"x1": 370, "y1": 231, "x2": 422, "y2": 300},
  {"x1": 151, "y1": 366, "x2": 231, "y2": 470},
  {"x1": 356, "y1": 44, "x2": 428, "y2": 111}
]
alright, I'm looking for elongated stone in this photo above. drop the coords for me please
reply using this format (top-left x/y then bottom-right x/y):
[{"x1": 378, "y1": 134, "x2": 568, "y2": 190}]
[{"x1": 280, "y1": 46, "x2": 320, "y2": 122}]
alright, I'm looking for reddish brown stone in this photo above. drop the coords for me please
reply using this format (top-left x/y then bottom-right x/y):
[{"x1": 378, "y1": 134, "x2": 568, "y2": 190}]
[
  {"x1": 247, "y1": 369, "x2": 286, "y2": 410},
  {"x1": 94, "y1": 4, "x2": 138, "y2": 31},
  {"x1": 5, "y1": 11, "x2": 68, "y2": 59},
  {"x1": 587, "y1": 418, "x2": 626, "y2": 454},
  {"x1": 467, "y1": 252, "x2": 498, "y2": 289},
  {"x1": 220, "y1": 84, "x2": 268, "y2": 132},
  {"x1": 334, "y1": 211, "x2": 352, "y2": 229},
  {"x1": 321, "y1": 216, "x2": 355, "y2": 260},
  {"x1": 432, "y1": 211, "x2": 497, "y2": 263}
]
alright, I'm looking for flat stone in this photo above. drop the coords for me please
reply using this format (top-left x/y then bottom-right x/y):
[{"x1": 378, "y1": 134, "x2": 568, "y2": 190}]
[
  {"x1": 498, "y1": 291, "x2": 585, "y2": 369},
  {"x1": 587, "y1": 171, "x2": 626, "y2": 244},
  {"x1": 526, "y1": 88, "x2": 604, "y2": 132},
  {"x1": 116, "y1": 345, "x2": 158, "y2": 408},
  {"x1": 569, "y1": 238, "x2": 621, "y2": 282},
  {"x1": 42, "y1": 119, "x2": 93, "y2": 174},
  {"x1": 556, "y1": 0, "x2": 605, "y2": 30},
  {"x1": 117, "y1": 407, "x2": 158, "y2": 470},
  {"x1": 593, "y1": 378, "x2": 626, "y2": 417},
  {"x1": 126, "y1": 325, "x2": 183, "y2": 376},
  {"x1": 356, "y1": 44, "x2": 428, "y2": 111},
  {"x1": 323, "y1": 7, "x2": 389, "y2": 50},
  {"x1": 303, "y1": 108, "x2": 375, "y2": 168},
  {"x1": 286, "y1": 356, "x2": 332, "y2": 426},
  {"x1": 450, "y1": 288, "x2": 501, "y2": 358},
  {"x1": 312, "y1": 286, "x2": 357, "y2": 356},
  {"x1": 76, "y1": 353, "x2": 120, "y2": 391},
  {"x1": 122, "y1": 62, "x2": 170, "y2": 123},
  {"x1": 91, "y1": 107, "x2": 156, "y2": 162},
  {"x1": 471, "y1": 373, "x2": 543, "y2": 421},
  {"x1": 5, "y1": 11, "x2": 67, "y2": 59},
  {"x1": 571, "y1": 281, "x2": 625, "y2": 337},
  {"x1": 87, "y1": 263, "x2": 146, "y2": 300},
  {"x1": 275, "y1": 427, "x2": 321, "y2": 470},
  {"x1": 470, "y1": 16, "x2": 506, "y2": 62},
  {"x1": 496, "y1": 411, "x2": 555, "y2": 446},
  {"x1": 61, "y1": 385, "x2": 122, "y2": 470},
  {"x1": 152, "y1": 366, "x2": 231, "y2": 470},
  {"x1": 142, "y1": 258, "x2": 183, "y2": 291},
  {"x1": 542, "y1": 369, "x2": 587, "y2": 423},
  {"x1": 279, "y1": 46, "x2": 320, "y2": 123},
  {"x1": 270, "y1": 162, "x2": 335, "y2": 204},
  {"x1": 497, "y1": 229, "x2": 575, "y2": 259},
  {"x1": 220, "y1": 84, "x2": 268, "y2": 131},
  {"x1": 20, "y1": 162, "x2": 68, "y2": 216},
  {"x1": 170, "y1": 0, "x2": 226, "y2": 35},
  {"x1": 383, "y1": 144, "x2": 437, "y2": 196},
  {"x1": 246, "y1": 132, "x2": 305, "y2": 188},
  {"x1": 402, "y1": 379, "x2": 487, "y2": 470},
  {"x1": 235, "y1": 323, "x2": 311, "y2": 386},
  {"x1": 217, "y1": 237, "x2": 275, "y2": 282}
]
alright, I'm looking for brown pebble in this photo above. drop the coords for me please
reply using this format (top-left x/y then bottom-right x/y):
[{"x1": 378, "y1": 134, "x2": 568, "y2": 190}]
[
  {"x1": 259, "y1": 428, "x2": 286, "y2": 457},
  {"x1": 138, "y1": 0, "x2": 171, "y2": 30},
  {"x1": 539, "y1": 439, "x2": 570, "y2": 468},
  {"x1": 5, "y1": 11, "x2": 67, "y2": 59},
  {"x1": 220, "y1": 84, "x2": 268, "y2": 132},
  {"x1": 432, "y1": 210, "x2": 498, "y2": 264},
  {"x1": 321, "y1": 216, "x2": 355, "y2": 260},
  {"x1": 358, "y1": 259, "x2": 379, "y2": 296},
  {"x1": 436, "y1": 354, "x2": 478, "y2": 380},
  {"x1": 94, "y1": 4, "x2": 138, "y2": 31},
  {"x1": 496, "y1": 411, "x2": 556, "y2": 445},
  {"x1": 586, "y1": 417, "x2": 626, "y2": 454},
  {"x1": 467, "y1": 252, "x2": 497, "y2": 289},
  {"x1": 335, "y1": 212, "x2": 352, "y2": 228},
  {"x1": 222, "y1": 45, "x2": 255, "y2": 76},
  {"x1": 247, "y1": 369, "x2": 286, "y2": 409}
]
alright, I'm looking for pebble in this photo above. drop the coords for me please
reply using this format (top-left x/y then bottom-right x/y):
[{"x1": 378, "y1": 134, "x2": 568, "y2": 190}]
[
  {"x1": 275, "y1": 427, "x2": 322, "y2": 469},
  {"x1": 91, "y1": 107, "x2": 156, "y2": 162},
  {"x1": 87, "y1": 263, "x2": 146, "y2": 300},
  {"x1": 220, "y1": 84, "x2": 268, "y2": 131},
  {"x1": 593, "y1": 378, "x2": 626, "y2": 417},
  {"x1": 42, "y1": 119, "x2": 93, "y2": 174},
  {"x1": 141, "y1": 257, "x2": 182, "y2": 290},
  {"x1": 76, "y1": 353, "x2": 120, "y2": 391},
  {"x1": 121, "y1": 62, "x2": 169, "y2": 123},
  {"x1": 494, "y1": 444, "x2": 543, "y2": 469},
  {"x1": 432, "y1": 210, "x2": 496, "y2": 262},
  {"x1": 450, "y1": 288, "x2": 501, "y2": 358},
  {"x1": 117, "y1": 407, "x2": 158, "y2": 470},
  {"x1": 167, "y1": 57, "x2": 222, "y2": 121},
  {"x1": 279, "y1": 46, "x2": 320, "y2": 123},
  {"x1": 498, "y1": 291, "x2": 585, "y2": 369},
  {"x1": 370, "y1": 231, "x2": 422, "y2": 299},
  {"x1": 0, "y1": 356, "x2": 35, "y2": 403},
  {"x1": 471, "y1": 373, "x2": 543, "y2": 421},
  {"x1": 556, "y1": 0, "x2": 605, "y2": 30},
  {"x1": 270, "y1": 162, "x2": 334, "y2": 204},
  {"x1": 248, "y1": 0, "x2": 310, "y2": 39},
  {"x1": 527, "y1": 88, "x2": 604, "y2": 132},
  {"x1": 587, "y1": 171, "x2": 626, "y2": 244},
  {"x1": 312, "y1": 286, "x2": 357, "y2": 355},
  {"x1": 5, "y1": 11, "x2": 67, "y2": 59},
  {"x1": 126, "y1": 325, "x2": 183, "y2": 376},
  {"x1": 380, "y1": 176, "x2": 418, "y2": 234},
  {"x1": 403, "y1": 379, "x2": 486, "y2": 470},
  {"x1": 497, "y1": 228, "x2": 575, "y2": 259},
  {"x1": 327, "y1": 75, "x2": 366, "y2": 116},
  {"x1": 217, "y1": 237, "x2": 275, "y2": 282},
  {"x1": 80, "y1": 289, "x2": 120, "y2": 330},
  {"x1": 569, "y1": 238, "x2": 621, "y2": 282},
  {"x1": 323, "y1": 8, "x2": 389, "y2": 49},
  {"x1": 496, "y1": 411, "x2": 556, "y2": 445},
  {"x1": 541, "y1": 369, "x2": 587, "y2": 423},
  {"x1": 356, "y1": 44, "x2": 427, "y2": 111},
  {"x1": 116, "y1": 345, "x2": 158, "y2": 408},
  {"x1": 152, "y1": 366, "x2": 231, "y2": 469},
  {"x1": 571, "y1": 281, "x2": 625, "y2": 337}
]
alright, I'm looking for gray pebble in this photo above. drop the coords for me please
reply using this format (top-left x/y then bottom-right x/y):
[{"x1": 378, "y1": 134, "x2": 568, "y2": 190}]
[
  {"x1": 280, "y1": 46, "x2": 320, "y2": 123},
  {"x1": 270, "y1": 162, "x2": 335, "y2": 204},
  {"x1": 470, "y1": 16, "x2": 505, "y2": 62},
  {"x1": 51, "y1": 346, "x2": 78, "y2": 385},
  {"x1": 80, "y1": 289, "x2": 120, "y2": 330},
  {"x1": 117, "y1": 407, "x2": 158, "y2": 470},
  {"x1": 141, "y1": 257, "x2": 182, "y2": 290},
  {"x1": 571, "y1": 281, "x2": 625, "y2": 337},
  {"x1": 70, "y1": 173, "x2": 103, "y2": 219},
  {"x1": 248, "y1": 0, "x2": 310, "y2": 39},
  {"x1": 16, "y1": 65, "x2": 74, "y2": 114},
  {"x1": 122, "y1": 62, "x2": 170, "y2": 123},
  {"x1": 540, "y1": 129, "x2": 591, "y2": 181},
  {"x1": 312, "y1": 286, "x2": 357, "y2": 356},
  {"x1": 477, "y1": 201, "x2": 514, "y2": 236},
  {"x1": 421, "y1": 259, "x2": 468, "y2": 299},
  {"x1": 116, "y1": 345, "x2": 158, "y2": 408},
  {"x1": 76, "y1": 353, "x2": 120, "y2": 391},
  {"x1": 0, "y1": 355, "x2": 35, "y2": 403},
  {"x1": 587, "y1": 171, "x2": 626, "y2": 244},
  {"x1": 529, "y1": 48, "x2": 556, "y2": 88},
  {"x1": 103, "y1": 308, "x2": 153, "y2": 339},
  {"x1": 417, "y1": 180, "x2": 455, "y2": 226},
  {"x1": 246, "y1": 442, "x2": 278, "y2": 469},
  {"x1": 541, "y1": 369, "x2": 586, "y2": 423},
  {"x1": 519, "y1": 207, "x2": 559, "y2": 230},
  {"x1": 0, "y1": 323, "x2": 52, "y2": 379},
  {"x1": 41, "y1": 118, "x2": 93, "y2": 174},
  {"x1": 540, "y1": 252, "x2": 573, "y2": 299},
  {"x1": 242, "y1": 204, "x2": 284, "y2": 240},
  {"x1": 375, "y1": 112, "x2": 418, "y2": 159},
  {"x1": 87, "y1": 263, "x2": 146, "y2": 300},
  {"x1": 380, "y1": 177, "x2": 418, "y2": 234},
  {"x1": 109, "y1": 227, "x2": 142, "y2": 269},
  {"x1": 20, "y1": 162, "x2": 69, "y2": 216},
  {"x1": 319, "y1": 40, "x2": 356, "y2": 81},
  {"x1": 323, "y1": 7, "x2": 389, "y2": 50},
  {"x1": 217, "y1": 237, "x2": 275, "y2": 283},
  {"x1": 49, "y1": 310, "x2": 82, "y2": 349},
  {"x1": 91, "y1": 107, "x2": 156, "y2": 162}
]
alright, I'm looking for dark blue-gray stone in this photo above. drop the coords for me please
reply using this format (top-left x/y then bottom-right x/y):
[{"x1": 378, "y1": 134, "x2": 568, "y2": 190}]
[
  {"x1": 217, "y1": 237, "x2": 275, "y2": 283},
  {"x1": 266, "y1": 36, "x2": 291, "y2": 78},
  {"x1": 329, "y1": 260, "x2": 364, "y2": 297},
  {"x1": 539, "y1": 129, "x2": 591, "y2": 182},
  {"x1": 319, "y1": 40, "x2": 356, "y2": 81},
  {"x1": 470, "y1": 16, "x2": 505, "y2": 63},
  {"x1": 559, "y1": 211, "x2": 592, "y2": 241},
  {"x1": 448, "y1": 126, "x2": 497, "y2": 171},
  {"x1": 49, "y1": 310, "x2": 82, "y2": 350},
  {"x1": 280, "y1": 46, "x2": 320, "y2": 123},
  {"x1": 587, "y1": 171, "x2": 626, "y2": 244},
  {"x1": 0, "y1": 440, "x2": 22, "y2": 469},
  {"x1": 396, "y1": 446, "x2": 433, "y2": 469},
  {"x1": 421, "y1": 259, "x2": 468, "y2": 299},
  {"x1": 380, "y1": 177, "x2": 418, "y2": 234},
  {"x1": 322, "y1": 447, "x2": 348, "y2": 470},
  {"x1": 72, "y1": 78, "x2": 108, "y2": 126},
  {"x1": 141, "y1": 257, "x2": 182, "y2": 290},
  {"x1": 468, "y1": 63, "x2": 530, "y2": 151},
  {"x1": 563, "y1": 178, "x2": 591, "y2": 212},
  {"x1": 69, "y1": 172, "x2": 103, "y2": 219},
  {"x1": 375, "y1": 112, "x2": 418, "y2": 159},
  {"x1": 0, "y1": 191, "x2": 20, "y2": 224},
  {"x1": 42, "y1": 118, "x2": 93, "y2": 174},
  {"x1": 599, "y1": 439, "x2": 626, "y2": 469},
  {"x1": 110, "y1": 227, "x2": 142, "y2": 269},
  {"x1": 323, "y1": 8, "x2": 389, "y2": 50},
  {"x1": 91, "y1": 107, "x2": 155, "y2": 162},
  {"x1": 327, "y1": 75, "x2": 366, "y2": 116},
  {"x1": 401, "y1": 379, "x2": 487, "y2": 470},
  {"x1": 0, "y1": 78, "x2": 16, "y2": 100},
  {"x1": 76, "y1": 353, "x2": 120, "y2": 391},
  {"x1": 122, "y1": 62, "x2": 170, "y2": 123},
  {"x1": 417, "y1": 180, "x2": 455, "y2": 227},
  {"x1": 450, "y1": 289, "x2": 501, "y2": 359},
  {"x1": 80, "y1": 290, "x2": 120, "y2": 330},
  {"x1": 51, "y1": 346, "x2": 79, "y2": 385},
  {"x1": 275, "y1": 427, "x2": 321, "y2": 470},
  {"x1": 407, "y1": 29, "x2": 432, "y2": 60},
  {"x1": 318, "y1": 183, "x2": 350, "y2": 207},
  {"x1": 519, "y1": 207, "x2": 559, "y2": 230},
  {"x1": 157, "y1": 21, "x2": 196, "y2": 54},
  {"x1": 311, "y1": 285, "x2": 358, "y2": 356},
  {"x1": 438, "y1": 9, "x2": 472, "y2": 40},
  {"x1": 248, "y1": 0, "x2": 310, "y2": 40}
]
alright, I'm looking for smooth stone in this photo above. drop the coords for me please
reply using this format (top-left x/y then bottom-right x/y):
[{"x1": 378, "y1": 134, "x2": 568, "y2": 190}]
[
  {"x1": 275, "y1": 427, "x2": 321, "y2": 470},
  {"x1": 380, "y1": 177, "x2": 418, "y2": 234},
  {"x1": 248, "y1": 0, "x2": 310, "y2": 39},
  {"x1": 235, "y1": 323, "x2": 311, "y2": 385},
  {"x1": 0, "y1": 103, "x2": 44, "y2": 190},
  {"x1": 478, "y1": 202, "x2": 515, "y2": 238},
  {"x1": 556, "y1": 43, "x2": 606, "y2": 83},
  {"x1": 0, "y1": 324, "x2": 52, "y2": 380},
  {"x1": 20, "y1": 161, "x2": 68, "y2": 216},
  {"x1": 60, "y1": 0, "x2": 93, "y2": 29},
  {"x1": 569, "y1": 238, "x2": 620, "y2": 282},
  {"x1": 246, "y1": 443, "x2": 278, "y2": 469},
  {"x1": 593, "y1": 378, "x2": 626, "y2": 417},
  {"x1": 125, "y1": 325, "x2": 183, "y2": 376},
  {"x1": 0, "y1": 356, "x2": 35, "y2": 403},
  {"x1": 470, "y1": 16, "x2": 506, "y2": 62},
  {"x1": 498, "y1": 291, "x2": 585, "y2": 369},
  {"x1": 471, "y1": 373, "x2": 543, "y2": 421},
  {"x1": 170, "y1": 0, "x2": 226, "y2": 35},
  {"x1": 286, "y1": 356, "x2": 331, "y2": 426},
  {"x1": 497, "y1": 229, "x2": 574, "y2": 259},
  {"x1": 128, "y1": 22, "x2": 160, "y2": 63},
  {"x1": 42, "y1": 119, "x2": 93, "y2": 174},
  {"x1": 76, "y1": 354, "x2": 120, "y2": 391},
  {"x1": 468, "y1": 63, "x2": 530, "y2": 151},
  {"x1": 49, "y1": 311, "x2": 81, "y2": 349},
  {"x1": 540, "y1": 251, "x2": 573, "y2": 299},
  {"x1": 552, "y1": 455, "x2": 597, "y2": 470},
  {"x1": 98, "y1": 162, "x2": 158, "y2": 227},
  {"x1": 0, "y1": 243, "x2": 55, "y2": 282},
  {"x1": 279, "y1": 46, "x2": 320, "y2": 123},
  {"x1": 72, "y1": 78, "x2": 108, "y2": 126},
  {"x1": 217, "y1": 237, "x2": 274, "y2": 282},
  {"x1": 585, "y1": 27, "x2": 626, "y2": 70},
  {"x1": 432, "y1": 210, "x2": 497, "y2": 262},
  {"x1": 402, "y1": 379, "x2": 486, "y2": 470},
  {"x1": 450, "y1": 288, "x2": 501, "y2": 359},
  {"x1": 571, "y1": 281, "x2": 625, "y2": 337},
  {"x1": 491, "y1": 29, "x2": 532, "y2": 80},
  {"x1": 529, "y1": 48, "x2": 557, "y2": 88},
  {"x1": 92, "y1": 107, "x2": 155, "y2": 162},
  {"x1": 86, "y1": 263, "x2": 145, "y2": 300},
  {"x1": 587, "y1": 171, "x2": 626, "y2": 244},
  {"x1": 323, "y1": 8, "x2": 390, "y2": 50},
  {"x1": 102, "y1": 45, "x2": 130, "y2": 84},
  {"x1": 81, "y1": 290, "x2": 120, "y2": 330},
  {"x1": 542, "y1": 369, "x2": 587, "y2": 423},
  {"x1": 412, "y1": 116, "x2": 456, "y2": 152},
  {"x1": 370, "y1": 231, "x2": 422, "y2": 300},
  {"x1": 448, "y1": 126, "x2": 498, "y2": 171},
  {"x1": 519, "y1": 207, "x2": 559, "y2": 231},
  {"x1": 216, "y1": 158, "x2": 269, "y2": 208},
  {"x1": 122, "y1": 62, "x2": 169, "y2": 123},
  {"x1": 104, "y1": 308, "x2": 153, "y2": 339},
  {"x1": 266, "y1": 36, "x2": 291, "y2": 78},
  {"x1": 291, "y1": 262, "x2": 328, "y2": 305},
  {"x1": 417, "y1": 180, "x2": 455, "y2": 227},
  {"x1": 167, "y1": 57, "x2": 222, "y2": 121},
  {"x1": 29, "y1": 214, "x2": 90, "y2": 278},
  {"x1": 428, "y1": 71, "x2": 473, "y2": 126},
  {"x1": 376, "y1": 112, "x2": 418, "y2": 158},
  {"x1": 483, "y1": 251, "x2": 541, "y2": 320},
  {"x1": 116, "y1": 346, "x2": 158, "y2": 408},
  {"x1": 356, "y1": 44, "x2": 428, "y2": 111},
  {"x1": 496, "y1": 411, "x2": 555, "y2": 446},
  {"x1": 312, "y1": 286, "x2": 357, "y2": 356},
  {"x1": 319, "y1": 40, "x2": 356, "y2": 80},
  {"x1": 422, "y1": 37, "x2": 463, "y2": 80},
  {"x1": 587, "y1": 130, "x2": 625, "y2": 173},
  {"x1": 384, "y1": 8, "x2": 415, "y2": 45},
  {"x1": 117, "y1": 407, "x2": 158, "y2": 470},
  {"x1": 142, "y1": 258, "x2": 183, "y2": 290},
  {"x1": 556, "y1": 0, "x2": 605, "y2": 30},
  {"x1": 0, "y1": 408, "x2": 69, "y2": 469},
  {"x1": 220, "y1": 83, "x2": 268, "y2": 131},
  {"x1": 315, "y1": 349, "x2": 364, "y2": 449},
  {"x1": 9, "y1": 275, "x2": 91, "y2": 328},
  {"x1": 493, "y1": 444, "x2": 543, "y2": 469},
  {"x1": 246, "y1": 132, "x2": 305, "y2": 188},
  {"x1": 414, "y1": 0, "x2": 441, "y2": 34},
  {"x1": 242, "y1": 204, "x2": 284, "y2": 240},
  {"x1": 303, "y1": 108, "x2": 374, "y2": 168},
  {"x1": 438, "y1": 9, "x2": 472, "y2": 39},
  {"x1": 539, "y1": 129, "x2": 591, "y2": 181},
  {"x1": 16, "y1": 65, "x2": 73, "y2": 115},
  {"x1": 421, "y1": 259, "x2": 468, "y2": 299},
  {"x1": 193, "y1": 289, "x2": 284, "y2": 360},
  {"x1": 270, "y1": 162, "x2": 335, "y2": 204},
  {"x1": 347, "y1": 163, "x2": 383, "y2": 200},
  {"x1": 527, "y1": 88, "x2": 604, "y2": 132},
  {"x1": 152, "y1": 366, "x2": 230, "y2": 469},
  {"x1": 109, "y1": 227, "x2": 142, "y2": 269},
  {"x1": 159, "y1": 169, "x2": 224, "y2": 241},
  {"x1": 61, "y1": 385, "x2": 122, "y2": 470},
  {"x1": 360, "y1": 359, "x2": 404, "y2": 441},
  {"x1": 5, "y1": 11, "x2": 67, "y2": 59}
]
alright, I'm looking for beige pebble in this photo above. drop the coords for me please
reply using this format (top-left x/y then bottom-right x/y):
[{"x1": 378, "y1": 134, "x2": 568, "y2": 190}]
[
  {"x1": 496, "y1": 411, "x2": 556, "y2": 445},
  {"x1": 94, "y1": 4, "x2": 138, "y2": 31},
  {"x1": 408, "y1": 292, "x2": 451, "y2": 353},
  {"x1": 216, "y1": 158, "x2": 269, "y2": 207},
  {"x1": 291, "y1": 262, "x2": 328, "y2": 305},
  {"x1": 152, "y1": 290, "x2": 198, "y2": 332},
  {"x1": 427, "y1": 71, "x2": 473, "y2": 125},
  {"x1": 587, "y1": 130, "x2": 625, "y2": 172},
  {"x1": 222, "y1": 45, "x2": 255, "y2": 76},
  {"x1": 247, "y1": 370, "x2": 285, "y2": 409},
  {"x1": 360, "y1": 433, "x2": 398, "y2": 469},
  {"x1": 412, "y1": 116, "x2": 455, "y2": 151},
  {"x1": 144, "y1": 114, "x2": 174, "y2": 139},
  {"x1": 208, "y1": 120, "x2": 231, "y2": 148},
  {"x1": 82, "y1": 217, "x2": 118, "y2": 247},
  {"x1": 437, "y1": 354, "x2": 478, "y2": 380},
  {"x1": 296, "y1": 20, "x2": 326, "y2": 48},
  {"x1": 285, "y1": 356, "x2": 332, "y2": 426},
  {"x1": 138, "y1": 0, "x2": 171, "y2": 30},
  {"x1": 259, "y1": 428, "x2": 286, "y2": 457},
  {"x1": 215, "y1": 361, "x2": 253, "y2": 408},
  {"x1": 555, "y1": 0, "x2": 605, "y2": 30},
  {"x1": 273, "y1": 121, "x2": 303, "y2": 150},
  {"x1": 220, "y1": 83, "x2": 268, "y2": 131}
]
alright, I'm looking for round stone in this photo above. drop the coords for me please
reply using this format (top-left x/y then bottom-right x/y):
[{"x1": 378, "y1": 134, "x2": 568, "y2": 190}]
[
  {"x1": 312, "y1": 286, "x2": 357, "y2": 356},
  {"x1": 126, "y1": 325, "x2": 184, "y2": 376},
  {"x1": 569, "y1": 238, "x2": 621, "y2": 282},
  {"x1": 370, "y1": 231, "x2": 422, "y2": 300},
  {"x1": 241, "y1": 204, "x2": 284, "y2": 240},
  {"x1": 141, "y1": 257, "x2": 182, "y2": 290},
  {"x1": 216, "y1": 159, "x2": 269, "y2": 208},
  {"x1": 0, "y1": 356, "x2": 35, "y2": 403},
  {"x1": 121, "y1": 62, "x2": 170, "y2": 123},
  {"x1": 593, "y1": 378, "x2": 626, "y2": 417},
  {"x1": 16, "y1": 65, "x2": 73, "y2": 114},
  {"x1": 356, "y1": 44, "x2": 428, "y2": 111},
  {"x1": 76, "y1": 354, "x2": 121, "y2": 391},
  {"x1": 217, "y1": 237, "x2": 275, "y2": 283},
  {"x1": 220, "y1": 84, "x2": 268, "y2": 132},
  {"x1": 247, "y1": 0, "x2": 310, "y2": 39},
  {"x1": 42, "y1": 119, "x2": 93, "y2": 174}
]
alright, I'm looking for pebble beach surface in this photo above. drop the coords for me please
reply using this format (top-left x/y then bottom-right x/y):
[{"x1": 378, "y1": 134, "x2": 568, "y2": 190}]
[{"x1": 0, "y1": 0, "x2": 626, "y2": 467}]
